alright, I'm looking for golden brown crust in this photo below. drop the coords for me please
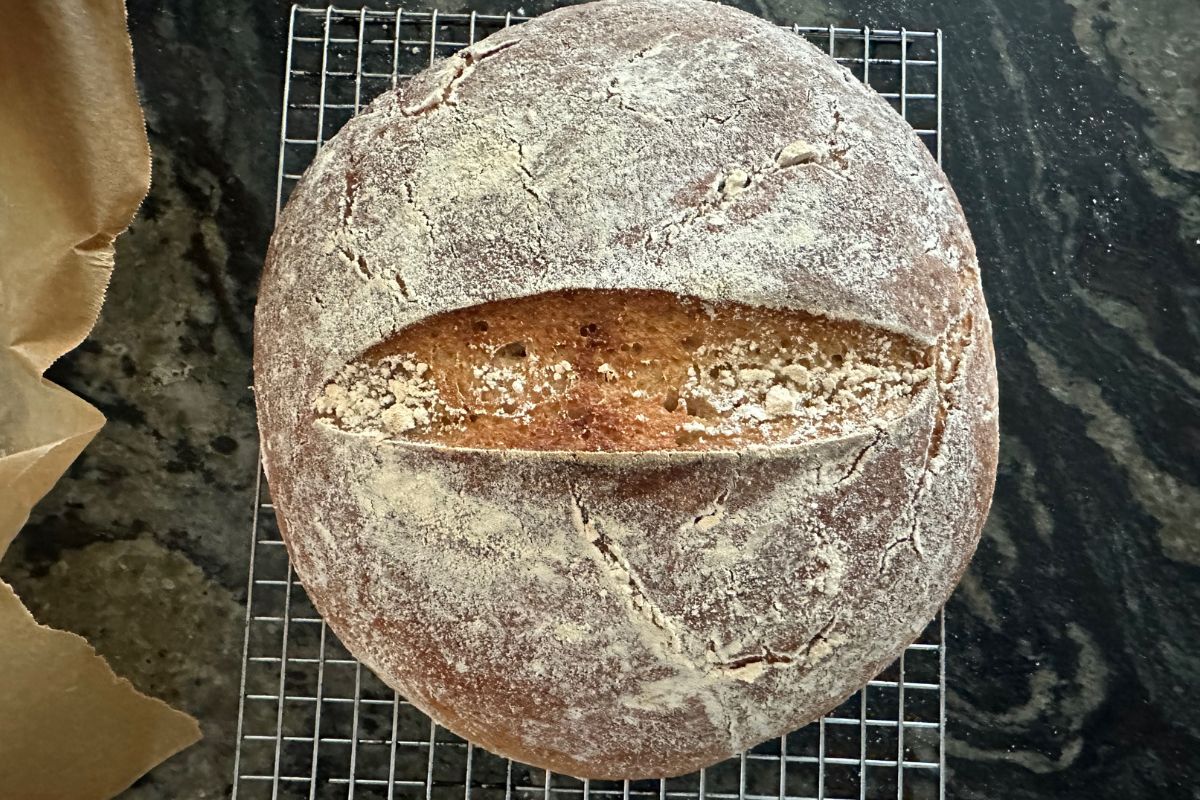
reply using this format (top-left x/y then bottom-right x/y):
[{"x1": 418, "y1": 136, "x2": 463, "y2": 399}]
[
  {"x1": 314, "y1": 288, "x2": 934, "y2": 451},
  {"x1": 254, "y1": 0, "x2": 999, "y2": 780}
]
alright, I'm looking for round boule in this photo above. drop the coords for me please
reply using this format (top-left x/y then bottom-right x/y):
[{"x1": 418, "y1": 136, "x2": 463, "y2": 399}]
[{"x1": 254, "y1": 0, "x2": 998, "y2": 779}]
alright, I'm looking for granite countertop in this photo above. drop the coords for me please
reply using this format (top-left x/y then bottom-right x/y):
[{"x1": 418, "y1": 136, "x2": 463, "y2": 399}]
[{"x1": 2, "y1": 0, "x2": 1197, "y2": 797}]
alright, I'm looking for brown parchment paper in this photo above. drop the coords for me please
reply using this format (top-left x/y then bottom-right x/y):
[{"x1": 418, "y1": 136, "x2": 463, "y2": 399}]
[{"x1": 0, "y1": 1, "x2": 202, "y2": 797}]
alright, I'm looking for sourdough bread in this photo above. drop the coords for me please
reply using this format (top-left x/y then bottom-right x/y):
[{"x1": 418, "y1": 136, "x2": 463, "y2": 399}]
[{"x1": 254, "y1": 0, "x2": 998, "y2": 779}]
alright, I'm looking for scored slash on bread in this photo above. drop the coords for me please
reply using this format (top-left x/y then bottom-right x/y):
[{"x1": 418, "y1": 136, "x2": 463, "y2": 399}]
[{"x1": 313, "y1": 288, "x2": 934, "y2": 452}]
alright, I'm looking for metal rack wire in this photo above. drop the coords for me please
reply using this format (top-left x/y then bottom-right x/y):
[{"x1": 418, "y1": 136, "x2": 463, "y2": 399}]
[{"x1": 232, "y1": 7, "x2": 948, "y2": 800}]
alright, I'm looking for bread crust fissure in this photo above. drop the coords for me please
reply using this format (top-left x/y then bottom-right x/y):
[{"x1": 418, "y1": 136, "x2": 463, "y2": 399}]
[
  {"x1": 879, "y1": 309, "x2": 978, "y2": 575},
  {"x1": 642, "y1": 127, "x2": 845, "y2": 253},
  {"x1": 311, "y1": 289, "x2": 936, "y2": 452},
  {"x1": 569, "y1": 485, "x2": 684, "y2": 652},
  {"x1": 403, "y1": 39, "x2": 522, "y2": 118}
]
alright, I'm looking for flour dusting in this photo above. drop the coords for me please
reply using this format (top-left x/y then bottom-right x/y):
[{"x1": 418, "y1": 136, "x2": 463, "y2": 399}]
[{"x1": 254, "y1": 0, "x2": 998, "y2": 780}]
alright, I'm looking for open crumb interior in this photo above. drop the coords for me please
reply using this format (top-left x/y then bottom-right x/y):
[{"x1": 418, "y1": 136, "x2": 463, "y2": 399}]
[{"x1": 313, "y1": 289, "x2": 933, "y2": 452}]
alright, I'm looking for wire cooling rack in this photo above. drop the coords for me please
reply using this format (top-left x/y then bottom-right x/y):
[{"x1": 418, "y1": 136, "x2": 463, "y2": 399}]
[{"x1": 232, "y1": 7, "x2": 948, "y2": 800}]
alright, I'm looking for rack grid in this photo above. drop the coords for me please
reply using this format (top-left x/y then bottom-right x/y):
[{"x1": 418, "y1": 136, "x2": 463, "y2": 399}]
[{"x1": 232, "y1": 7, "x2": 948, "y2": 800}]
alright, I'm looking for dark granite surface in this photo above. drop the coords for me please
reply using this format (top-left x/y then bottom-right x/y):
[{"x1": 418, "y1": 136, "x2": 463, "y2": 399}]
[{"x1": 2, "y1": 0, "x2": 1197, "y2": 797}]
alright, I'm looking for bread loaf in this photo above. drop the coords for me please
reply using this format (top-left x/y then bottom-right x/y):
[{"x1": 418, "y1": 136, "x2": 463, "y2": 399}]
[{"x1": 254, "y1": 0, "x2": 998, "y2": 780}]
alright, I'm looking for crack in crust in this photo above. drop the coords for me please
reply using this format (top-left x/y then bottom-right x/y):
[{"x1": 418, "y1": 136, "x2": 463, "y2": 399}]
[
  {"x1": 880, "y1": 310, "x2": 977, "y2": 574},
  {"x1": 836, "y1": 426, "x2": 887, "y2": 486},
  {"x1": 712, "y1": 645, "x2": 796, "y2": 671},
  {"x1": 690, "y1": 491, "x2": 729, "y2": 529},
  {"x1": 640, "y1": 105, "x2": 848, "y2": 253},
  {"x1": 566, "y1": 483, "x2": 840, "y2": 691},
  {"x1": 709, "y1": 614, "x2": 840, "y2": 679},
  {"x1": 403, "y1": 39, "x2": 522, "y2": 117},
  {"x1": 569, "y1": 485, "x2": 683, "y2": 651},
  {"x1": 337, "y1": 157, "x2": 417, "y2": 298},
  {"x1": 400, "y1": 174, "x2": 436, "y2": 263},
  {"x1": 507, "y1": 136, "x2": 545, "y2": 202}
]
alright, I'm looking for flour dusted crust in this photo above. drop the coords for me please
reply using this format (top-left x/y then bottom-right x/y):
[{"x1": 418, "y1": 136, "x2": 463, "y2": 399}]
[{"x1": 254, "y1": 0, "x2": 999, "y2": 779}]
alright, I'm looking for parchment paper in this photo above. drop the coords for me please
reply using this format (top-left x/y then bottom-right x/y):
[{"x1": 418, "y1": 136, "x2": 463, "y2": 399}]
[{"x1": 0, "y1": 1, "x2": 202, "y2": 796}]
